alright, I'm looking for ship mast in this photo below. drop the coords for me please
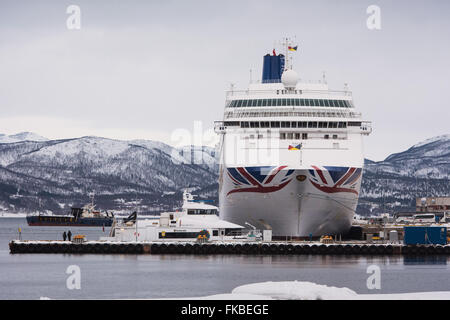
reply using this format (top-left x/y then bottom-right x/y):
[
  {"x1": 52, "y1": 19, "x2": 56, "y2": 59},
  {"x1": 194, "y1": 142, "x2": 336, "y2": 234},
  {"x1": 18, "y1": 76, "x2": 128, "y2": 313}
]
[{"x1": 281, "y1": 36, "x2": 295, "y2": 71}]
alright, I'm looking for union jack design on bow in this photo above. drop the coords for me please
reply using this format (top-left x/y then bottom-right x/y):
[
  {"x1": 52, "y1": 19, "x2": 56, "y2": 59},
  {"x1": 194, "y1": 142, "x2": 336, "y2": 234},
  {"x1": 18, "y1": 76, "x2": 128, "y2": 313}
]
[
  {"x1": 227, "y1": 166, "x2": 294, "y2": 196},
  {"x1": 308, "y1": 166, "x2": 362, "y2": 195}
]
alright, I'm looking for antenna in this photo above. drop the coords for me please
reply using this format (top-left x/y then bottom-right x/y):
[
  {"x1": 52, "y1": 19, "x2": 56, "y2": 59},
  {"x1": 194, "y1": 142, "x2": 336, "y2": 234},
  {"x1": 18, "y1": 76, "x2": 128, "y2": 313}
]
[
  {"x1": 281, "y1": 36, "x2": 297, "y2": 71},
  {"x1": 283, "y1": 37, "x2": 290, "y2": 70}
]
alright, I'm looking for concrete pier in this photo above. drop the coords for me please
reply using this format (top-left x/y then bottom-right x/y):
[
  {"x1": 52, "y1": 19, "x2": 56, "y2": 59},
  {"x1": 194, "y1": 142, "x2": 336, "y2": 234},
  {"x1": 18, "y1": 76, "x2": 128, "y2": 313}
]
[{"x1": 8, "y1": 240, "x2": 450, "y2": 255}]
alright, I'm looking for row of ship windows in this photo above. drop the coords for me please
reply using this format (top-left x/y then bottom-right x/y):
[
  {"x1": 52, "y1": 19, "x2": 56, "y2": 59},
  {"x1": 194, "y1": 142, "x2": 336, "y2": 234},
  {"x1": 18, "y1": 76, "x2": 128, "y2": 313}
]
[
  {"x1": 226, "y1": 98, "x2": 353, "y2": 108},
  {"x1": 245, "y1": 133, "x2": 341, "y2": 140},
  {"x1": 223, "y1": 121, "x2": 362, "y2": 129},
  {"x1": 280, "y1": 133, "x2": 340, "y2": 140}
]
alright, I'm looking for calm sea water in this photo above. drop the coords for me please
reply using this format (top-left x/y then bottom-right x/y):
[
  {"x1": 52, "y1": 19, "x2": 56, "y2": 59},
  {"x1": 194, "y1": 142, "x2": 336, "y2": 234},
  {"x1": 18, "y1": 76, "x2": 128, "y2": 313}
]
[{"x1": 0, "y1": 218, "x2": 449, "y2": 300}]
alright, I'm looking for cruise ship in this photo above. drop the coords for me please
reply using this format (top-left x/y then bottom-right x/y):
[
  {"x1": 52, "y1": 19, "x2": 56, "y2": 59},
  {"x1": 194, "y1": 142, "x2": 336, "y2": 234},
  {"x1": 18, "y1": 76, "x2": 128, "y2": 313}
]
[{"x1": 214, "y1": 40, "x2": 372, "y2": 237}]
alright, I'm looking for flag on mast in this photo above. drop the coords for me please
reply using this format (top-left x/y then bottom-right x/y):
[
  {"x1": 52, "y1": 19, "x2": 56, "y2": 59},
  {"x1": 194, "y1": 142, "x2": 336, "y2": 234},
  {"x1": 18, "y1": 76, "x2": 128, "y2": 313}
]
[
  {"x1": 288, "y1": 45, "x2": 298, "y2": 52},
  {"x1": 273, "y1": 49, "x2": 276, "y2": 56},
  {"x1": 288, "y1": 143, "x2": 302, "y2": 150}
]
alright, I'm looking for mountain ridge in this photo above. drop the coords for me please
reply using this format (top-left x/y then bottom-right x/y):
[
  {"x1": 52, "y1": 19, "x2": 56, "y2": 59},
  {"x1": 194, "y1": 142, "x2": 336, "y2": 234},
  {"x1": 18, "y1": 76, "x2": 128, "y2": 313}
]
[{"x1": 0, "y1": 132, "x2": 448, "y2": 215}]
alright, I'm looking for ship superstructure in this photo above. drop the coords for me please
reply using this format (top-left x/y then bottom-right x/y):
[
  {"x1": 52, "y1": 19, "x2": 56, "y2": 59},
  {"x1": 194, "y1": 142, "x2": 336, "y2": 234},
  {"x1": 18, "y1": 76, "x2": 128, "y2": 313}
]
[{"x1": 215, "y1": 40, "x2": 372, "y2": 237}]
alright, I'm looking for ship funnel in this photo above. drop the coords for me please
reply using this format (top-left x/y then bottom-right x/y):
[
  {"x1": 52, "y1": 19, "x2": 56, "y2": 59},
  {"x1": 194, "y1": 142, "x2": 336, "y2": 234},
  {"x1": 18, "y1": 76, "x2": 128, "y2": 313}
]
[{"x1": 262, "y1": 54, "x2": 285, "y2": 83}]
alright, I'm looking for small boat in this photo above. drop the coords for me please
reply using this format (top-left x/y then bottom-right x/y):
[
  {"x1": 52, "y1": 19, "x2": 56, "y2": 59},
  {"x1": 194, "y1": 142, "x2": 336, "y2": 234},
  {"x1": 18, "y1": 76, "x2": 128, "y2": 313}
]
[
  {"x1": 26, "y1": 196, "x2": 114, "y2": 227},
  {"x1": 104, "y1": 190, "x2": 253, "y2": 242}
]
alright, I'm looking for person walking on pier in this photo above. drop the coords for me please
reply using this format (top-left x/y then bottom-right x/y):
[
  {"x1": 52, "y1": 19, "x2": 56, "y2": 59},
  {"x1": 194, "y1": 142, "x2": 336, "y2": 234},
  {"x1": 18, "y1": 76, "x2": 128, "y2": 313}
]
[
  {"x1": 63, "y1": 231, "x2": 67, "y2": 241},
  {"x1": 67, "y1": 230, "x2": 72, "y2": 242}
]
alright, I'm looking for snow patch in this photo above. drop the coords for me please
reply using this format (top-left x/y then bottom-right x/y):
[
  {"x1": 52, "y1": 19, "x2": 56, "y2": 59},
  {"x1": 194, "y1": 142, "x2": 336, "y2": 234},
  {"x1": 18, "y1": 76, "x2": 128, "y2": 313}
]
[
  {"x1": 183, "y1": 281, "x2": 450, "y2": 300},
  {"x1": 232, "y1": 281, "x2": 357, "y2": 300}
]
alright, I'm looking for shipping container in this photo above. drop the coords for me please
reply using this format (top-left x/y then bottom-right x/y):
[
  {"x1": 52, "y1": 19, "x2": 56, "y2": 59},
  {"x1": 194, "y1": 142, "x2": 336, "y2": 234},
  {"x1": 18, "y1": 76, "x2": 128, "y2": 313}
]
[{"x1": 403, "y1": 226, "x2": 447, "y2": 245}]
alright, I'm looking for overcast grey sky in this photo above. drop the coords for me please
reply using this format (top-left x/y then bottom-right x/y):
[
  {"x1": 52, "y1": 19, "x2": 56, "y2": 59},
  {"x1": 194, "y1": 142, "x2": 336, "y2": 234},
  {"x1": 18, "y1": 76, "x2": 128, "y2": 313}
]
[{"x1": 0, "y1": 0, "x2": 449, "y2": 161}]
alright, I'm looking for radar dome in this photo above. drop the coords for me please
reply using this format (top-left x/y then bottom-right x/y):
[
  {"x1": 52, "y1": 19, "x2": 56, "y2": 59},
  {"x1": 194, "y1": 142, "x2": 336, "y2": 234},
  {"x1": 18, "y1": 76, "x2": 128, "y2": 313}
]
[{"x1": 281, "y1": 69, "x2": 299, "y2": 89}]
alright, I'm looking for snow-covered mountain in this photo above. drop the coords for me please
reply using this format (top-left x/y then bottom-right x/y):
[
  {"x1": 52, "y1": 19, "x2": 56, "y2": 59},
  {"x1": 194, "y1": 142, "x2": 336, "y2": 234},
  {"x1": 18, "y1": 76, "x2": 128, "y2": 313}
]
[
  {"x1": 0, "y1": 132, "x2": 448, "y2": 215},
  {"x1": 358, "y1": 134, "x2": 449, "y2": 214},
  {"x1": 0, "y1": 135, "x2": 218, "y2": 214},
  {"x1": 0, "y1": 132, "x2": 48, "y2": 144},
  {"x1": 365, "y1": 134, "x2": 449, "y2": 179}
]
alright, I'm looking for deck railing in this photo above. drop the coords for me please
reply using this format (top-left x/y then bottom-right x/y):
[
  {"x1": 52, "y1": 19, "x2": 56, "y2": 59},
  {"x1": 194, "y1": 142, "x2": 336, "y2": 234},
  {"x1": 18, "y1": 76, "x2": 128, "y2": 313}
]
[
  {"x1": 223, "y1": 110, "x2": 362, "y2": 120},
  {"x1": 226, "y1": 88, "x2": 352, "y2": 98}
]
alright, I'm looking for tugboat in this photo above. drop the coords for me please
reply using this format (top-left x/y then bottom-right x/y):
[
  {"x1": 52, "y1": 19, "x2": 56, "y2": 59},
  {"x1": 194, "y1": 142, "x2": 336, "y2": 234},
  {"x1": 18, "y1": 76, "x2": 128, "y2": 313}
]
[{"x1": 26, "y1": 195, "x2": 114, "y2": 227}]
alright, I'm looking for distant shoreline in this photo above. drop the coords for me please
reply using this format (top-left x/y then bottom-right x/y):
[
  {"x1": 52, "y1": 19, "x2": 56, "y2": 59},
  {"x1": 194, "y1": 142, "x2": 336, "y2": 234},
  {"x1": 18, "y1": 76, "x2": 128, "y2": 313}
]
[{"x1": 0, "y1": 213, "x2": 27, "y2": 218}]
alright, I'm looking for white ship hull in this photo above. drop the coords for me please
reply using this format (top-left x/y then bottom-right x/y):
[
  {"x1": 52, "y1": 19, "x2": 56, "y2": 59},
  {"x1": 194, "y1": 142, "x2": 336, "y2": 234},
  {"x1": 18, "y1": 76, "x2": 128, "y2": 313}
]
[{"x1": 219, "y1": 166, "x2": 362, "y2": 237}]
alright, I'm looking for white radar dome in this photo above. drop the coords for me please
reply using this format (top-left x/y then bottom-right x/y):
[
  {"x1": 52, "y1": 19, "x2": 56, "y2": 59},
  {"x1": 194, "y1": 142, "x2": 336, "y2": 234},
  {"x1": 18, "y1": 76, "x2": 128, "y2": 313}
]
[{"x1": 281, "y1": 69, "x2": 299, "y2": 89}]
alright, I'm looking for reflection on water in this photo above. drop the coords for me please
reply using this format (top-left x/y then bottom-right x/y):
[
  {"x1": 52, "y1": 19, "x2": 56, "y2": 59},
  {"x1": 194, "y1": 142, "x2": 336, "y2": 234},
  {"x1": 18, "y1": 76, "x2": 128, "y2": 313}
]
[
  {"x1": 1, "y1": 218, "x2": 450, "y2": 299},
  {"x1": 153, "y1": 254, "x2": 408, "y2": 267},
  {"x1": 404, "y1": 255, "x2": 447, "y2": 265}
]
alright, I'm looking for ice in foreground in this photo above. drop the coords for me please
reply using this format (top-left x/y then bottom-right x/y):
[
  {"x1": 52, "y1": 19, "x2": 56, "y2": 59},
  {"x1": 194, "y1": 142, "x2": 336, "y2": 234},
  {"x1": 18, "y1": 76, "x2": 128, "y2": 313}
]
[{"x1": 181, "y1": 281, "x2": 450, "y2": 300}]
